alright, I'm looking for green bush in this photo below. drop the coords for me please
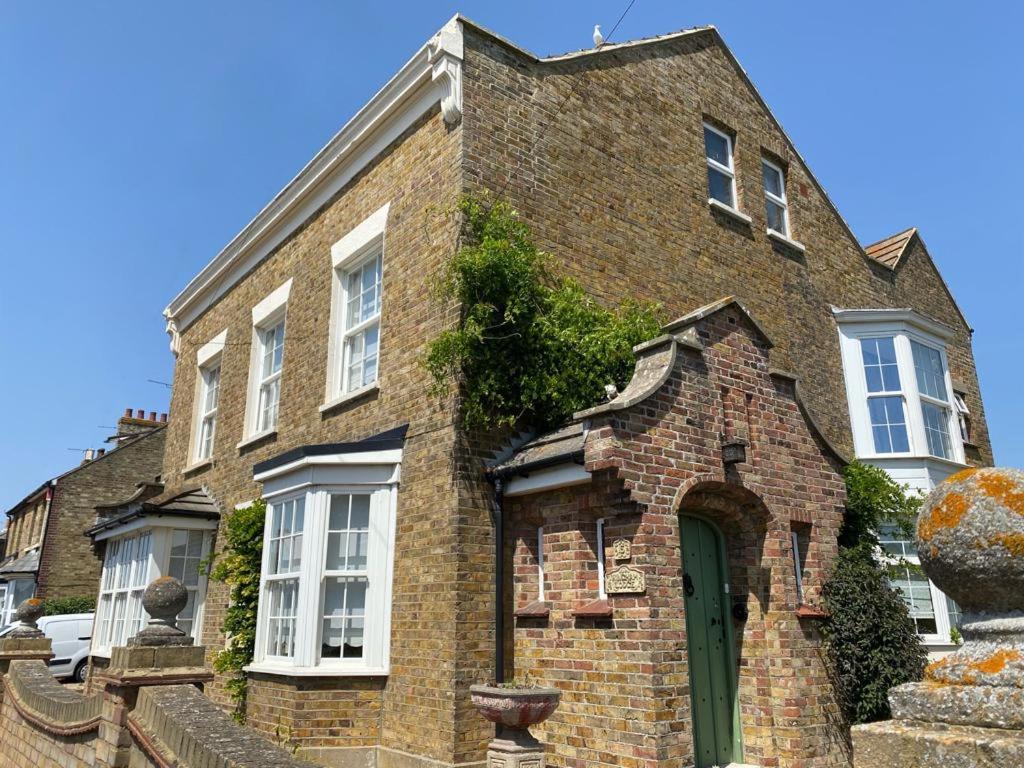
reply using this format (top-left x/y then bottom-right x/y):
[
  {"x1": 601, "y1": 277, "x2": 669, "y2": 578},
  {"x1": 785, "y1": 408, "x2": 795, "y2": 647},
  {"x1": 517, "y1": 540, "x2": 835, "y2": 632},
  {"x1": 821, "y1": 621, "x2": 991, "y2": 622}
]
[
  {"x1": 40, "y1": 596, "x2": 96, "y2": 616},
  {"x1": 822, "y1": 462, "x2": 927, "y2": 725},
  {"x1": 426, "y1": 195, "x2": 661, "y2": 432},
  {"x1": 208, "y1": 499, "x2": 265, "y2": 723}
]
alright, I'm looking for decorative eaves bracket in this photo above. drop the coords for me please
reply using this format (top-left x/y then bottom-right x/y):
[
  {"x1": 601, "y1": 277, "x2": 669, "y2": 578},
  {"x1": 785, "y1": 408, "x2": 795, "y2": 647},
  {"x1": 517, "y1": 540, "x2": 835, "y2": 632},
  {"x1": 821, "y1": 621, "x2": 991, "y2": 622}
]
[{"x1": 428, "y1": 18, "x2": 464, "y2": 126}]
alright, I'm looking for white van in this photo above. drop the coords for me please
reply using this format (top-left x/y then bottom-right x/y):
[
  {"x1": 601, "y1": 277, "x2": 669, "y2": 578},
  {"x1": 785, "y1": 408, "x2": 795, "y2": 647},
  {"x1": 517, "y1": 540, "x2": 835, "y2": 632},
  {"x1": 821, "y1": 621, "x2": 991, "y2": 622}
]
[{"x1": 0, "y1": 613, "x2": 93, "y2": 682}]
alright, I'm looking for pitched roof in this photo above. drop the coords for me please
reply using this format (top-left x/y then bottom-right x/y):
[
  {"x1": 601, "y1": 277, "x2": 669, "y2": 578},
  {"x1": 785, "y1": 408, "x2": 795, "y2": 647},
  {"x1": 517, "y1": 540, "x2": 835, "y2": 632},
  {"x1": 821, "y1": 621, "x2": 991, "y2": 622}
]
[
  {"x1": 86, "y1": 486, "x2": 219, "y2": 538},
  {"x1": 864, "y1": 227, "x2": 917, "y2": 269},
  {"x1": 0, "y1": 549, "x2": 39, "y2": 576},
  {"x1": 489, "y1": 422, "x2": 587, "y2": 475}
]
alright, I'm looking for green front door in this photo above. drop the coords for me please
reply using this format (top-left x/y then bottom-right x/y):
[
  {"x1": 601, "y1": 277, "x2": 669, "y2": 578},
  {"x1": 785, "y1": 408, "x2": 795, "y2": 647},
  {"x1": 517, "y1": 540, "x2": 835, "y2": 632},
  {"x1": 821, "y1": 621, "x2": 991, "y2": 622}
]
[{"x1": 680, "y1": 515, "x2": 741, "y2": 767}]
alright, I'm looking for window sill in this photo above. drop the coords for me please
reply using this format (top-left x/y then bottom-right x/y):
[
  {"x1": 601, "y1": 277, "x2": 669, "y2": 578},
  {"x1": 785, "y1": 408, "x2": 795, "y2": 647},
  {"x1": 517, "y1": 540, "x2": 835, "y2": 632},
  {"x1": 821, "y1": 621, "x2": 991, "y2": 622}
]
[
  {"x1": 237, "y1": 430, "x2": 277, "y2": 451},
  {"x1": 859, "y1": 453, "x2": 968, "y2": 469},
  {"x1": 708, "y1": 198, "x2": 752, "y2": 225},
  {"x1": 767, "y1": 228, "x2": 806, "y2": 253},
  {"x1": 182, "y1": 457, "x2": 214, "y2": 475},
  {"x1": 319, "y1": 383, "x2": 380, "y2": 414},
  {"x1": 244, "y1": 662, "x2": 388, "y2": 678},
  {"x1": 572, "y1": 599, "x2": 613, "y2": 618},
  {"x1": 514, "y1": 600, "x2": 550, "y2": 619},
  {"x1": 795, "y1": 603, "x2": 829, "y2": 620}
]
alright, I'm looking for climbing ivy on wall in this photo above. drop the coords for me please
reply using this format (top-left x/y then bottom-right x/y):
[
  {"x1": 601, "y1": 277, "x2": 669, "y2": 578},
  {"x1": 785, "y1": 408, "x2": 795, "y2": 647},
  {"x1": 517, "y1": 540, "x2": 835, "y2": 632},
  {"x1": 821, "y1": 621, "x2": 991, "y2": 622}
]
[
  {"x1": 208, "y1": 499, "x2": 265, "y2": 723},
  {"x1": 822, "y1": 462, "x2": 928, "y2": 725},
  {"x1": 425, "y1": 195, "x2": 662, "y2": 432}
]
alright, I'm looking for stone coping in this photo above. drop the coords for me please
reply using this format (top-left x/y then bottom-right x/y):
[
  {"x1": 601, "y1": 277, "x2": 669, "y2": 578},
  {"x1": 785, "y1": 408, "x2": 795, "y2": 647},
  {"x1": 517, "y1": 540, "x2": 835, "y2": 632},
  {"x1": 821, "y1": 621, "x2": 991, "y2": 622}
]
[
  {"x1": 4, "y1": 659, "x2": 102, "y2": 734},
  {"x1": 130, "y1": 684, "x2": 316, "y2": 768}
]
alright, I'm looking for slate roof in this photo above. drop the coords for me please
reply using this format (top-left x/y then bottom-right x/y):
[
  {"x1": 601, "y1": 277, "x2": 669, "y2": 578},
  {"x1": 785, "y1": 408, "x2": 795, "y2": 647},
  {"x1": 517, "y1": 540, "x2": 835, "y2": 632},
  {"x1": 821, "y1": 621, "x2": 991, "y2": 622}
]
[
  {"x1": 0, "y1": 549, "x2": 40, "y2": 576},
  {"x1": 489, "y1": 423, "x2": 586, "y2": 475},
  {"x1": 86, "y1": 486, "x2": 219, "y2": 538},
  {"x1": 864, "y1": 227, "x2": 917, "y2": 268}
]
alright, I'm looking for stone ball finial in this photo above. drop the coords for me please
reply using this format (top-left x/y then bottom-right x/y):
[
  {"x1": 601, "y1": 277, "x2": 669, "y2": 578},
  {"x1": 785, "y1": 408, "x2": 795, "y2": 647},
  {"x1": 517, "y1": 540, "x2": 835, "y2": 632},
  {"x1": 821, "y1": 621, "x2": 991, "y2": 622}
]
[
  {"x1": 14, "y1": 598, "x2": 44, "y2": 626},
  {"x1": 129, "y1": 576, "x2": 193, "y2": 647},
  {"x1": 917, "y1": 467, "x2": 1024, "y2": 615},
  {"x1": 9, "y1": 598, "x2": 45, "y2": 638}
]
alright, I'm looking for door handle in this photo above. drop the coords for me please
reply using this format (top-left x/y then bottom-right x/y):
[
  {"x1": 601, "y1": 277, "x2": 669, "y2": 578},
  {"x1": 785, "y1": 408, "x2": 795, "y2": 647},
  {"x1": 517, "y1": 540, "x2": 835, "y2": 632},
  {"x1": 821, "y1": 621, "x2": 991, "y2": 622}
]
[{"x1": 684, "y1": 573, "x2": 695, "y2": 597}]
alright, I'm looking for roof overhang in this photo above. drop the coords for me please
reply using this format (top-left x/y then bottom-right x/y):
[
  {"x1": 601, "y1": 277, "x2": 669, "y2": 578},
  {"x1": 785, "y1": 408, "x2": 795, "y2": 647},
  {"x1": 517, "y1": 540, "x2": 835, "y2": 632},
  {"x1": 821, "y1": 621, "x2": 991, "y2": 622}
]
[{"x1": 831, "y1": 306, "x2": 956, "y2": 341}]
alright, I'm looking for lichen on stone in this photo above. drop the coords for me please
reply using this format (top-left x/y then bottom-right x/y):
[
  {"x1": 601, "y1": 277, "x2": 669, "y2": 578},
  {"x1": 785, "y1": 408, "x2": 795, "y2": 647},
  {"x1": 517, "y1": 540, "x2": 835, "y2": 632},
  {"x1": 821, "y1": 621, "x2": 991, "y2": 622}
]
[
  {"x1": 919, "y1": 491, "x2": 969, "y2": 542},
  {"x1": 977, "y1": 472, "x2": 1024, "y2": 516}
]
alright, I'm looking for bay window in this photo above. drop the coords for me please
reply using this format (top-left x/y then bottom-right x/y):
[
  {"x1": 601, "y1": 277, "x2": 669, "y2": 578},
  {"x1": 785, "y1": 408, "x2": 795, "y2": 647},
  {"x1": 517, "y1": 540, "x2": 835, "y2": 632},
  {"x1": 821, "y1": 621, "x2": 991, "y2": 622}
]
[
  {"x1": 879, "y1": 523, "x2": 963, "y2": 645},
  {"x1": 835, "y1": 309, "x2": 965, "y2": 464},
  {"x1": 250, "y1": 436, "x2": 400, "y2": 675},
  {"x1": 91, "y1": 525, "x2": 213, "y2": 656}
]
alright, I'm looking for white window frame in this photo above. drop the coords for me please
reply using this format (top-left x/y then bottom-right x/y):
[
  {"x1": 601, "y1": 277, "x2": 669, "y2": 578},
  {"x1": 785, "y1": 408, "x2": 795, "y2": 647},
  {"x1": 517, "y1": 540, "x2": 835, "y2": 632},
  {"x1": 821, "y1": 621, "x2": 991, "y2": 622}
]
[
  {"x1": 91, "y1": 522, "x2": 215, "y2": 657},
  {"x1": 249, "y1": 447, "x2": 400, "y2": 676},
  {"x1": 536, "y1": 526, "x2": 545, "y2": 603},
  {"x1": 1, "y1": 578, "x2": 35, "y2": 628},
  {"x1": 836, "y1": 312, "x2": 965, "y2": 465},
  {"x1": 241, "y1": 279, "x2": 292, "y2": 444},
  {"x1": 703, "y1": 122, "x2": 738, "y2": 210},
  {"x1": 762, "y1": 158, "x2": 790, "y2": 238},
  {"x1": 324, "y1": 203, "x2": 389, "y2": 410},
  {"x1": 190, "y1": 329, "x2": 226, "y2": 465},
  {"x1": 878, "y1": 524, "x2": 960, "y2": 647}
]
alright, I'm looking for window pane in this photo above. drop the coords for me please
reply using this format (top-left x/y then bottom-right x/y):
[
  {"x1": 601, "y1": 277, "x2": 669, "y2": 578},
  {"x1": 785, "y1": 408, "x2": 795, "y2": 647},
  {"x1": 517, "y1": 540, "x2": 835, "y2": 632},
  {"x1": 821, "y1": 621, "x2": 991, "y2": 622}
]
[
  {"x1": 707, "y1": 168, "x2": 733, "y2": 206},
  {"x1": 922, "y1": 402, "x2": 953, "y2": 458},
  {"x1": 704, "y1": 127, "x2": 730, "y2": 167},
  {"x1": 912, "y1": 341, "x2": 948, "y2": 401},
  {"x1": 762, "y1": 161, "x2": 783, "y2": 197},
  {"x1": 171, "y1": 530, "x2": 187, "y2": 558},
  {"x1": 765, "y1": 200, "x2": 786, "y2": 234},
  {"x1": 878, "y1": 523, "x2": 917, "y2": 557},
  {"x1": 321, "y1": 577, "x2": 367, "y2": 661},
  {"x1": 861, "y1": 337, "x2": 900, "y2": 393},
  {"x1": 868, "y1": 396, "x2": 909, "y2": 454},
  {"x1": 891, "y1": 566, "x2": 937, "y2": 636},
  {"x1": 946, "y1": 595, "x2": 963, "y2": 631},
  {"x1": 266, "y1": 579, "x2": 298, "y2": 657}
]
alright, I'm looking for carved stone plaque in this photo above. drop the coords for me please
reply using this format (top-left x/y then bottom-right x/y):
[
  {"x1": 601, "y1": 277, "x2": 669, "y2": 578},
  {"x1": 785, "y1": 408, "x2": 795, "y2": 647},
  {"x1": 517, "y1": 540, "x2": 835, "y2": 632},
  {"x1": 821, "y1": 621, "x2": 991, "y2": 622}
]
[
  {"x1": 605, "y1": 566, "x2": 645, "y2": 594},
  {"x1": 611, "y1": 538, "x2": 632, "y2": 562}
]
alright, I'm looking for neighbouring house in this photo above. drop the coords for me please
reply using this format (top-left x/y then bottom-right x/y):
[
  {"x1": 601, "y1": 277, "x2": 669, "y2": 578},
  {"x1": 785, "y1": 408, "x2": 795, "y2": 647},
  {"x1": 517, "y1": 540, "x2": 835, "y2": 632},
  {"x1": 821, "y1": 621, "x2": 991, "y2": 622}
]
[
  {"x1": 0, "y1": 409, "x2": 167, "y2": 626},
  {"x1": 153, "y1": 16, "x2": 991, "y2": 768}
]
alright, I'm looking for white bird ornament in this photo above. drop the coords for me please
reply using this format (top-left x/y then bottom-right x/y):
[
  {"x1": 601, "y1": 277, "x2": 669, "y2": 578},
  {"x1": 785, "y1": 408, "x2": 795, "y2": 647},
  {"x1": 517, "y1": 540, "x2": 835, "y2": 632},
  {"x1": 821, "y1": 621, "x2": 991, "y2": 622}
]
[{"x1": 593, "y1": 24, "x2": 604, "y2": 47}]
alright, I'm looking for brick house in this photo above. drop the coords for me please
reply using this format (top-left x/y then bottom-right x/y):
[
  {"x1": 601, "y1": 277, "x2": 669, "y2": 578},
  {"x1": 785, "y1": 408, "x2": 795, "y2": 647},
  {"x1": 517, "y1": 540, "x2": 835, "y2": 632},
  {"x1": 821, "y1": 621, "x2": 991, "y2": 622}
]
[
  {"x1": 149, "y1": 17, "x2": 990, "y2": 768},
  {"x1": 0, "y1": 410, "x2": 167, "y2": 626}
]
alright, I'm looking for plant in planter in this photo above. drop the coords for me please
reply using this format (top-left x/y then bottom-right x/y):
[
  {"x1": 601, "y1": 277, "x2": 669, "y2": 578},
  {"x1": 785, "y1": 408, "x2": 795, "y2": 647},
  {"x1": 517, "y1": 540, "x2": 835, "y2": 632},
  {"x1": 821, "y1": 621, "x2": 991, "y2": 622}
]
[{"x1": 470, "y1": 680, "x2": 561, "y2": 763}]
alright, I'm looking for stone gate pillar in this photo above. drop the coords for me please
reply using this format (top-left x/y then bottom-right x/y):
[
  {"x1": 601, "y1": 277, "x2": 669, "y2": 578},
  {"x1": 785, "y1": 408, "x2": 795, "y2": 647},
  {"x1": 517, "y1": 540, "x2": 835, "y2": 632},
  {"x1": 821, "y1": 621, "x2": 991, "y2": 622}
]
[
  {"x1": 852, "y1": 467, "x2": 1024, "y2": 765},
  {"x1": 0, "y1": 598, "x2": 54, "y2": 698},
  {"x1": 91, "y1": 577, "x2": 213, "y2": 768}
]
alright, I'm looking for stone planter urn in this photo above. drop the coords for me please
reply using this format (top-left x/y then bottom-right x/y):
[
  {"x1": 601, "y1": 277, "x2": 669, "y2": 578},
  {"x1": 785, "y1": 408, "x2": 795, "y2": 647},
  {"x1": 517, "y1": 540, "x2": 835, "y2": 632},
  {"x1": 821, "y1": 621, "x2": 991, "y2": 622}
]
[{"x1": 470, "y1": 684, "x2": 561, "y2": 767}]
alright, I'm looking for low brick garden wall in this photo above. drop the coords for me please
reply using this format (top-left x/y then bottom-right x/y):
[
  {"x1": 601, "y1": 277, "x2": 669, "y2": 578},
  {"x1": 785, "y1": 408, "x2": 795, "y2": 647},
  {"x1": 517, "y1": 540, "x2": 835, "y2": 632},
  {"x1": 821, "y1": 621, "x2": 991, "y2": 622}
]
[{"x1": 0, "y1": 643, "x2": 315, "y2": 768}]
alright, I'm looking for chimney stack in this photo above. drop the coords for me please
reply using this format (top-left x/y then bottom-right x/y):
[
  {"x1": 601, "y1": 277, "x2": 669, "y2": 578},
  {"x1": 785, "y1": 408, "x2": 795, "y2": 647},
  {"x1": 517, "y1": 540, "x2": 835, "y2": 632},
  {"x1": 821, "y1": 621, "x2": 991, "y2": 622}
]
[{"x1": 114, "y1": 407, "x2": 169, "y2": 439}]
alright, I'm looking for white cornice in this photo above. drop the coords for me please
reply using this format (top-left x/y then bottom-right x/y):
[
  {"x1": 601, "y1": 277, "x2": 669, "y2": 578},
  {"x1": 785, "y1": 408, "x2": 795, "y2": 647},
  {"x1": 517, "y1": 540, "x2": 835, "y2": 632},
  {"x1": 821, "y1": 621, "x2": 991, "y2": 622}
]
[
  {"x1": 163, "y1": 17, "x2": 464, "y2": 352},
  {"x1": 831, "y1": 306, "x2": 956, "y2": 340}
]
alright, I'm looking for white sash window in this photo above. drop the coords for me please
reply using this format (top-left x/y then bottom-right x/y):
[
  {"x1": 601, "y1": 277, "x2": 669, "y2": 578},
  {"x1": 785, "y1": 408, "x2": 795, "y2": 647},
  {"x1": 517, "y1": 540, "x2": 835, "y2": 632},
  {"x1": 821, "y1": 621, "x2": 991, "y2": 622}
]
[{"x1": 251, "y1": 446, "x2": 399, "y2": 676}]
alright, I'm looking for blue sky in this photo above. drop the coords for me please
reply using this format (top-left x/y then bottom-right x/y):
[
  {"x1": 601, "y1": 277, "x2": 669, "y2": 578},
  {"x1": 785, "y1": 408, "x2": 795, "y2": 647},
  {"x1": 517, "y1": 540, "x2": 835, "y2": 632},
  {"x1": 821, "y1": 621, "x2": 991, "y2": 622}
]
[{"x1": 0, "y1": 1, "x2": 1020, "y2": 510}]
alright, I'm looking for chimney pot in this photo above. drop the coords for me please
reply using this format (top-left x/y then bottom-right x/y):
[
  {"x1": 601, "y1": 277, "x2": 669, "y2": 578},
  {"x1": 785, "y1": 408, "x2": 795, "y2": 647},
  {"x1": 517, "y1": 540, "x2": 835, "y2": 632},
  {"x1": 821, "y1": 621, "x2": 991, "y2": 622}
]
[
  {"x1": 149, "y1": 411, "x2": 157, "y2": 421},
  {"x1": 124, "y1": 408, "x2": 132, "y2": 418},
  {"x1": 160, "y1": 413, "x2": 168, "y2": 423},
  {"x1": 97, "y1": 448, "x2": 106, "y2": 457},
  {"x1": 136, "y1": 409, "x2": 145, "y2": 419}
]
